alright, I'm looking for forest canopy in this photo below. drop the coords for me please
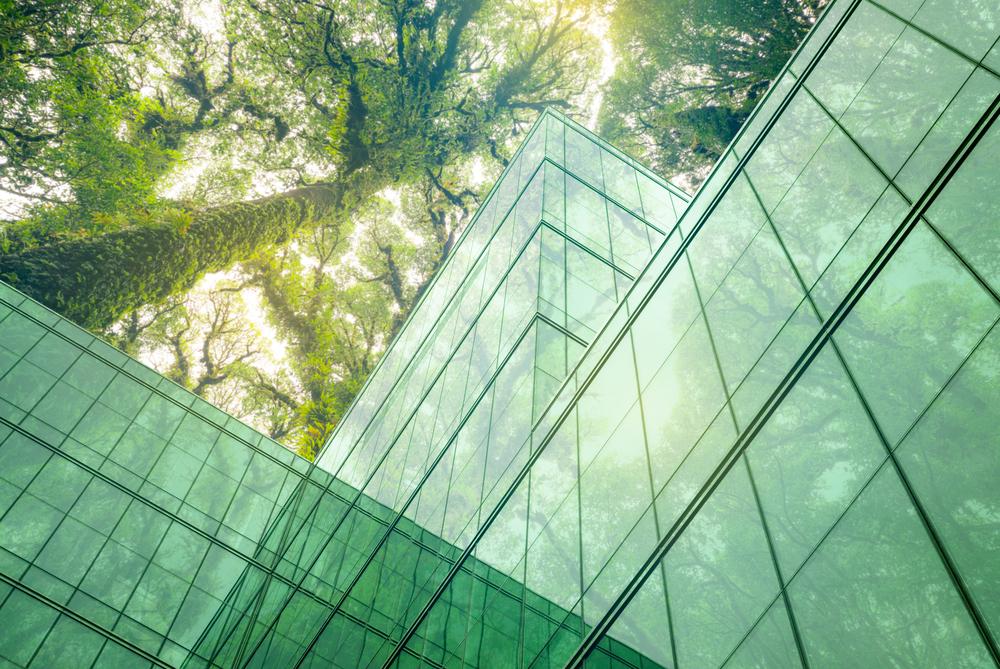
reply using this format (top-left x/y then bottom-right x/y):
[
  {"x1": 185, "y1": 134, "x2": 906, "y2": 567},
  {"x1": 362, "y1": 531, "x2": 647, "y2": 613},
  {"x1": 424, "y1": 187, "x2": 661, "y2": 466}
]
[{"x1": 0, "y1": 0, "x2": 825, "y2": 458}]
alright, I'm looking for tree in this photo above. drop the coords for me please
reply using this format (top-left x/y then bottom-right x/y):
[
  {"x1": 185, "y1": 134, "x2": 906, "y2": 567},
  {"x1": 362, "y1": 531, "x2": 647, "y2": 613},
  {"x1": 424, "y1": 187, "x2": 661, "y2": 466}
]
[
  {"x1": 600, "y1": 0, "x2": 826, "y2": 184},
  {"x1": 107, "y1": 279, "x2": 267, "y2": 409},
  {"x1": 0, "y1": 0, "x2": 175, "y2": 229},
  {"x1": 1, "y1": 0, "x2": 596, "y2": 328},
  {"x1": 243, "y1": 190, "x2": 450, "y2": 458},
  {"x1": 0, "y1": 0, "x2": 600, "y2": 455},
  {"x1": 0, "y1": 183, "x2": 347, "y2": 328}
]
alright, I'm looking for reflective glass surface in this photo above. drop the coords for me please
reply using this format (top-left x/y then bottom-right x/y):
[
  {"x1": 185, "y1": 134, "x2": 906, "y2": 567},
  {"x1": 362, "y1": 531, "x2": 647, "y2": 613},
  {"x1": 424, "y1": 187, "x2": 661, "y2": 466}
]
[{"x1": 1, "y1": 1, "x2": 998, "y2": 666}]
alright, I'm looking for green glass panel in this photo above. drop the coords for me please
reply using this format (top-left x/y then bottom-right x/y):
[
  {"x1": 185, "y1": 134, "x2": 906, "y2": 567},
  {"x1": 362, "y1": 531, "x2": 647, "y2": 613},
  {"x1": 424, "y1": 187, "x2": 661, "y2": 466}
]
[
  {"x1": 98, "y1": 374, "x2": 152, "y2": 421},
  {"x1": 641, "y1": 318, "x2": 727, "y2": 492},
  {"x1": 124, "y1": 562, "x2": 188, "y2": 635},
  {"x1": 703, "y1": 225, "x2": 805, "y2": 390},
  {"x1": 207, "y1": 434, "x2": 253, "y2": 481},
  {"x1": 108, "y1": 423, "x2": 167, "y2": 479},
  {"x1": 986, "y1": 40, "x2": 1000, "y2": 72},
  {"x1": 27, "y1": 452, "x2": 90, "y2": 512},
  {"x1": 185, "y1": 464, "x2": 240, "y2": 519},
  {"x1": 599, "y1": 569, "x2": 672, "y2": 669},
  {"x1": 169, "y1": 586, "x2": 222, "y2": 649},
  {"x1": 804, "y1": 2, "x2": 904, "y2": 118},
  {"x1": 24, "y1": 332, "x2": 80, "y2": 377},
  {"x1": 876, "y1": 0, "x2": 922, "y2": 19},
  {"x1": 925, "y1": 121, "x2": 1000, "y2": 295},
  {"x1": 579, "y1": 403, "x2": 649, "y2": 586},
  {"x1": 0, "y1": 432, "x2": 50, "y2": 489},
  {"x1": 0, "y1": 312, "x2": 46, "y2": 356},
  {"x1": 746, "y1": 346, "x2": 885, "y2": 576},
  {"x1": 147, "y1": 444, "x2": 202, "y2": 499},
  {"x1": 896, "y1": 324, "x2": 1000, "y2": 644},
  {"x1": 664, "y1": 462, "x2": 780, "y2": 669},
  {"x1": 134, "y1": 394, "x2": 186, "y2": 442},
  {"x1": 789, "y1": 464, "x2": 994, "y2": 668},
  {"x1": 93, "y1": 642, "x2": 152, "y2": 669},
  {"x1": 722, "y1": 598, "x2": 802, "y2": 669},
  {"x1": 153, "y1": 523, "x2": 209, "y2": 579},
  {"x1": 111, "y1": 503, "x2": 171, "y2": 560},
  {"x1": 68, "y1": 590, "x2": 118, "y2": 630},
  {"x1": 223, "y1": 486, "x2": 272, "y2": 541},
  {"x1": 0, "y1": 590, "x2": 59, "y2": 665},
  {"x1": 911, "y1": 0, "x2": 1000, "y2": 60},
  {"x1": 729, "y1": 299, "x2": 822, "y2": 428},
  {"x1": 31, "y1": 381, "x2": 94, "y2": 436},
  {"x1": 767, "y1": 126, "x2": 887, "y2": 287},
  {"x1": 80, "y1": 539, "x2": 149, "y2": 610},
  {"x1": 835, "y1": 222, "x2": 998, "y2": 444},
  {"x1": 628, "y1": 252, "x2": 700, "y2": 389},
  {"x1": 28, "y1": 616, "x2": 105, "y2": 668},
  {"x1": 0, "y1": 360, "x2": 56, "y2": 412},
  {"x1": 35, "y1": 516, "x2": 105, "y2": 585},
  {"x1": 70, "y1": 478, "x2": 131, "y2": 536},
  {"x1": 685, "y1": 175, "x2": 767, "y2": 297},
  {"x1": 808, "y1": 187, "x2": 909, "y2": 319},
  {"x1": 71, "y1": 402, "x2": 132, "y2": 457},
  {"x1": 840, "y1": 26, "x2": 972, "y2": 175},
  {"x1": 0, "y1": 493, "x2": 64, "y2": 561},
  {"x1": 896, "y1": 68, "x2": 1000, "y2": 201},
  {"x1": 194, "y1": 544, "x2": 246, "y2": 600}
]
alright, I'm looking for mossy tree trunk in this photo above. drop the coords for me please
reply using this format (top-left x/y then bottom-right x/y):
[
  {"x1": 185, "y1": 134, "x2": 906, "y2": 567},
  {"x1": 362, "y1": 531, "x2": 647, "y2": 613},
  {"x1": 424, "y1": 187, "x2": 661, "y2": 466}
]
[{"x1": 0, "y1": 183, "x2": 346, "y2": 329}]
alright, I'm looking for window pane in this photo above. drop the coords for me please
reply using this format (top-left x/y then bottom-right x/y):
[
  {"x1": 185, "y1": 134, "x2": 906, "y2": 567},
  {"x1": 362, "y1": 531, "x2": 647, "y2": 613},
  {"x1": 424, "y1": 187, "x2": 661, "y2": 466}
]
[
  {"x1": 910, "y1": 0, "x2": 1000, "y2": 60},
  {"x1": 789, "y1": 464, "x2": 994, "y2": 668},
  {"x1": 839, "y1": 26, "x2": 972, "y2": 175},
  {"x1": 723, "y1": 598, "x2": 802, "y2": 669},
  {"x1": 896, "y1": 324, "x2": 1000, "y2": 645},
  {"x1": 747, "y1": 346, "x2": 885, "y2": 576},
  {"x1": 925, "y1": 121, "x2": 1000, "y2": 295},
  {"x1": 665, "y1": 463, "x2": 780, "y2": 669},
  {"x1": 835, "y1": 223, "x2": 998, "y2": 444}
]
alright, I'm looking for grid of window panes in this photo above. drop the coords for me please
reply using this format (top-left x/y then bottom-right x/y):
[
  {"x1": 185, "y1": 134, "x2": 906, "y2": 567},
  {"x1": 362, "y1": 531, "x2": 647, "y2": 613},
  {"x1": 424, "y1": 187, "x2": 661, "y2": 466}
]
[
  {"x1": 0, "y1": 109, "x2": 690, "y2": 669},
  {"x1": 2, "y1": 0, "x2": 999, "y2": 666},
  {"x1": 0, "y1": 282, "x2": 661, "y2": 669},
  {"x1": 317, "y1": 110, "x2": 687, "y2": 480},
  {"x1": 0, "y1": 279, "x2": 353, "y2": 668},
  {"x1": 191, "y1": 111, "x2": 689, "y2": 669},
  {"x1": 365, "y1": 0, "x2": 1000, "y2": 667}
]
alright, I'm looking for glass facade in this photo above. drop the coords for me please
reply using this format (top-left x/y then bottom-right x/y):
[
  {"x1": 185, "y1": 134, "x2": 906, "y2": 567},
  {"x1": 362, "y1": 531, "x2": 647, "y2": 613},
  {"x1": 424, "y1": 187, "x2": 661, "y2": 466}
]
[
  {"x1": 0, "y1": 0, "x2": 998, "y2": 666},
  {"x1": 188, "y1": 110, "x2": 687, "y2": 669}
]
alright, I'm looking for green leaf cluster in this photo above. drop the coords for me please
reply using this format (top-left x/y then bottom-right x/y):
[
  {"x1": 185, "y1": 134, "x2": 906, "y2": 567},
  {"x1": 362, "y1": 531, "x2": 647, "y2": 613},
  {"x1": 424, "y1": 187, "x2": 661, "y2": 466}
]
[{"x1": 600, "y1": 0, "x2": 826, "y2": 183}]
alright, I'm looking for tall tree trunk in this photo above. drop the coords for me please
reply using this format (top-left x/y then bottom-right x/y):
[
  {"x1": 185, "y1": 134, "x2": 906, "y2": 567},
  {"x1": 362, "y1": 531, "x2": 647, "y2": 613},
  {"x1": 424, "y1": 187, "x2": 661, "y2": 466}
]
[{"x1": 0, "y1": 182, "x2": 346, "y2": 329}]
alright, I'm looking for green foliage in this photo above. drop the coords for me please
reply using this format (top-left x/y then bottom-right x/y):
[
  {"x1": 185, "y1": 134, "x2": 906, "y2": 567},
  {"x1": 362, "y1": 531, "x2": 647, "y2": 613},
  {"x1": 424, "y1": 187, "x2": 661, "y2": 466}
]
[
  {"x1": 295, "y1": 376, "x2": 366, "y2": 460},
  {"x1": 600, "y1": 0, "x2": 827, "y2": 183},
  {"x1": 241, "y1": 190, "x2": 443, "y2": 457},
  {"x1": 2, "y1": 0, "x2": 596, "y2": 326},
  {"x1": 0, "y1": 0, "x2": 179, "y2": 234}
]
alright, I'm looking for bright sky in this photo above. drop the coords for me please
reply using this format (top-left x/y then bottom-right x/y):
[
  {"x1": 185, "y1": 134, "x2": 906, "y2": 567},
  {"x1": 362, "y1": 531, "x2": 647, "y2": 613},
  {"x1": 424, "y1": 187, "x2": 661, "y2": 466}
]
[{"x1": 586, "y1": 10, "x2": 617, "y2": 130}]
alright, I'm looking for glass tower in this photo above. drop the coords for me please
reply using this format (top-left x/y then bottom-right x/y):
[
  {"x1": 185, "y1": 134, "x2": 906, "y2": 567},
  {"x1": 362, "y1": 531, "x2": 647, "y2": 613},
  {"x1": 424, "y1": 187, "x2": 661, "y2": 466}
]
[
  {"x1": 1, "y1": 0, "x2": 999, "y2": 667},
  {"x1": 188, "y1": 110, "x2": 688, "y2": 669}
]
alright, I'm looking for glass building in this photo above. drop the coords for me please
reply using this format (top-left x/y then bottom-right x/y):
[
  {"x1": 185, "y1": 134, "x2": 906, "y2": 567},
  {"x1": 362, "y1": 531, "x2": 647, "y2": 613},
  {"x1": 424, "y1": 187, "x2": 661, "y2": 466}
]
[{"x1": 1, "y1": 0, "x2": 999, "y2": 666}]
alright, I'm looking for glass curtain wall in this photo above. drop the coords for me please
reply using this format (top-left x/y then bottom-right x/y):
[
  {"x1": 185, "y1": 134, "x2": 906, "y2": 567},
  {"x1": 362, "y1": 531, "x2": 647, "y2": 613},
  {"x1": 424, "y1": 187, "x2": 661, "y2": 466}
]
[
  {"x1": 0, "y1": 279, "x2": 336, "y2": 668},
  {"x1": 375, "y1": 0, "x2": 1000, "y2": 668},
  {"x1": 0, "y1": 108, "x2": 690, "y2": 669},
  {"x1": 1, "y1": 0, "x2": 998, "y2": 667},
  {"x1": 191, "y1": 110, "x2": 688, "y2": 669}
]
